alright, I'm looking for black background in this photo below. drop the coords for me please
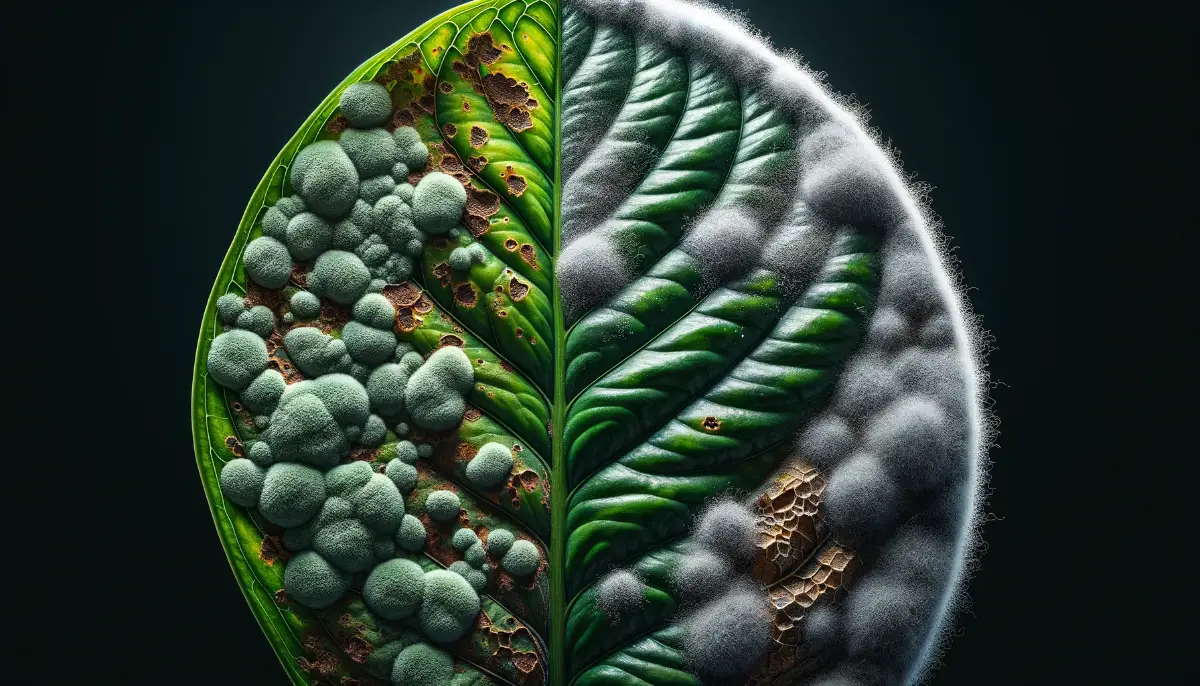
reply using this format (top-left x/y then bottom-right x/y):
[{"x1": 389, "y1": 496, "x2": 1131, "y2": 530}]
[{"x1": 7, "y1": 0, "x2": 1193, "y2": 683}]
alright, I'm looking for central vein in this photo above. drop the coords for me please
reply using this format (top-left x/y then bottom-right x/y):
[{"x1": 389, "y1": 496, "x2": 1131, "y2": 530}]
[{"x1": 549, "y1": 3, "x2": 567, "y2": 684}]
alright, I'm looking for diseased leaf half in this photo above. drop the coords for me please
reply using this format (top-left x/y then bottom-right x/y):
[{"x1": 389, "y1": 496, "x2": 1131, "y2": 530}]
[{"x1": 192, "y1": 1, "x2": 982, "y2": 685}]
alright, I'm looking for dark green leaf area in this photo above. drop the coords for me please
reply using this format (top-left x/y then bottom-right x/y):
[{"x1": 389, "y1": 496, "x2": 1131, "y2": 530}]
[
  {"x1": 565, "y1": 228, "x2": 878, "y2": 593},
  {"x1": 564, "y1": 267, "x2": 789, "y2": 489},
  {"x1": 563, "y1": 250, "x2": 704, "y2": 400},
  {"x1": 572, "y1": 626, "x2": 698, "y2": 686}
]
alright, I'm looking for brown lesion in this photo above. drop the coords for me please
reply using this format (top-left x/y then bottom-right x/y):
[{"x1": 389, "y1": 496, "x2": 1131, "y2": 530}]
[
  {"x1": 454, "y1": 283, "x2": 478, "y2": 308},
  {"x1": 475, "y1": 612, "x2": 545, "y2": 686},
  {"x1": 469, "y1": 125, "x2": 490, "y2": 149},
  {"x1": 463, "y1": 186, "x2": 501, "y2": 237},
  {"x1": 508, "y1": 277, "x2": 530, "y2": 301},
  {"x1": 752, "y1": 463, "x2": 828, "y2": 585},
  {"x1": 747, "y1": 462, "x2": 860, "y2": 685},
  {"x1": 452, "y1": 31, "x2": 537, "y2": 134},
  {"x1": 702, "y1": 416, "x2": 721, "y2": 432},
  {"x1": 750, "y1": 544, "x2": 860, "y2": 684}
]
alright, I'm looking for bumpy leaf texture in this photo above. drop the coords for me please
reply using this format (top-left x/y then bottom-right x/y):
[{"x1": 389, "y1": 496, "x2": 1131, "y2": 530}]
[{"x1": 191, "y1": 1, "x2": 986, "y2": 685}]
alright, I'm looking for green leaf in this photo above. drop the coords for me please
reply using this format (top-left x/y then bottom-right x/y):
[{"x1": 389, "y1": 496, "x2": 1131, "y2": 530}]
[{"x1": 191, "y1": 2, "x2": 922, "y2": 685}]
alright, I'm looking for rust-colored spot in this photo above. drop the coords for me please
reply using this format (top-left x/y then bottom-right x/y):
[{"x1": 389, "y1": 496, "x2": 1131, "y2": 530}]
[
  {"x1": 463, "y1": 406, "x2": 482, "y2": 422},
  {"x1": 481, "y1": 74, "x2": 535, "y2": 131},
  {"x1": 500, "y1": 360, "x2": 513, "y2": 372},
  {"x1": 528, "y1": 336, "x2": 536, "y2": 345},
  {"x1": 509, "y1": 277, "x2": 529, "y2": 301},
  {"x1": 392, "y1": 108, "x2": 415, "y2": 128},
  {"x1": 467, "y1": 33, "x2": 504, "y2": 65},
  {"x1": 433, "y1": 262, "x2": 453, "y2": 287},
  {"x1": 384, "y1": 282, "x2": 422, "y2": 307},
  {"x1": 225, "y1": 435, "x2": 244, "y2": 456},
  {"x1": 505, "y1": 105, "x2": 533, "y2": 131},
  {"x1": 442, "y1": 123, "x2": 457, "y2": 137},
  {"x1": 439, "y1": 334, "x2": 465, "y2": 348},
  {"x1": 455, "y1": 283, "x2": 478, "y2": 307},
  {"x1": 462, "y1": 99, "x2": 471, "y2": 112},
  {"x1": 260, "y1": 536, "x2": 289, "y2": 566},
  {"x1": 518, "y1": 243, "x2": 540, "y2": 270},
  {"x1": 504, "y1": 238, "x2": 519, "y2": 251},
  {"x1": 702, "y1": 416, "x2": 721, "y2": 431},
  {"x1": 512, "y1": 444, "x2": 522, "y2": 453},
  {"x1": 526, "y1": 98, "x2": 538, "y2": 109},
  {"x1": 326, "y1": 115, "x2": 347, "y2": 133},
  {"x1": 505, "y1": 173, "x2": 527, "y2": 197},
  {"x1": 396, "y1": 307, "x2": 418, "y2": 332},
  {"x1": 467, "y1": 155, "x2": 488, "y2": 171},
  {"x1": 295, "y1": 634, "x2": 340, "y2": 677},
  {"x1": 469, "y1": 125, "x2": 490, "y2": 149},
  {"x1": 517, "y1": 470, "x2": 539, "y2": 492},
  {"x1": 466, "y1": 185, "x2": 501, "y2": 217},
  {"x1": 439, "y1": 81, "x2": 453, "y2": 93},
  {"x1": 464, "y1": 186, "x2": 501, "y2": 237},
  {"x1": 342, "y1": 635, "x2": 372, "y2": 664}
]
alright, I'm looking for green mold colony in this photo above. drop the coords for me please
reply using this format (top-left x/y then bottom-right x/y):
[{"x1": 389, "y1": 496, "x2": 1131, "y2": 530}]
[{"x1": 203, "y1": 73, "x2": 546, "y2": 684}]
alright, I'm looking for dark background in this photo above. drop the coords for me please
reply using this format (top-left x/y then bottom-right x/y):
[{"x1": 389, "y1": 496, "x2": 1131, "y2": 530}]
[{"x1": 7, "y1": 0, "x2": 1192, "y2": 683}]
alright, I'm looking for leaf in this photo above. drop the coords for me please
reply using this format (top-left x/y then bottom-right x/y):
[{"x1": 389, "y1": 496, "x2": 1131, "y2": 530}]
[{"x1": 192, "y1": 1, "x2": 972, "y2": 685}]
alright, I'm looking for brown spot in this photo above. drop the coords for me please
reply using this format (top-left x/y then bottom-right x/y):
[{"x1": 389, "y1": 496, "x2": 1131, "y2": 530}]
[
  {"x1": 225, "y1": 436, "x2": 244, "y2": 456},
  {"x1": 396, "y1": 307, "x2": 418, "y2": 332},
  {"x1": 442, "y1": 123, "x2": 457, "y2": 137},
  {"x1": 455, "y1": 283, "x2": 478, "y2": 307},
  {"x1": 464, "y1": 186, "x2": 501, "y2": 237},
  {"x1": 414, "y1": 296, "x2": 434, "y2": 314},
  {"x1": 519, "y1": 244, "x2": 540, "y2": 270},
  {"x1": 392, "y1": 108, "x2": 415, "y2": 128},
  {"x1": 326, "y1": 115, "x2": 347, "y2": 133},
  {"x1": 439, "y1": 334, "x2": 465, "y2": 348},
  {"x1": 462, "y1": 99, "x2": 471, "y2": 112},
  {"x1": 295, "y1": 634, "x2": 340, "y2": 677},
  {"x1": 467, "y1": 155, "x2": 488, "y2": 171},
  {"x1": 504, "y1": 238, "x2": 519, "y2": 251},
  {"x1": 467, "y1": 33, "x2": 504, "y2": 65},
  {"x1": 385, "y1": 282, "x2": 421, "y2": 307},
  {"x1": 527, "y1": 98, "x2": 539, "y2": 109},
  {"x1": 514, "y1": 328, "x2": 524, "y2": 338},
  {"x1": 528, "y1": 336, "x2": 536, "y2": 345},
  {"x1": 274, "y1": 589, "x2": 289, "y2": 605},
  {"x1": 505, "y1": 173, "x2": 527, "y2": 196},
  {"x1": 433, "y1": 262, "x2": 453, "y2": 287},
  {"x1": 509, "y1": 277, "x2": 530, "y2": 301},
  {"x1": 702, "y1": 416, "x2": 721, "y2": 431},
  {"x1": 495, "y1": 285, "x2": 504, "y2": 293},
  {"x1": 469, "y1": 125, "x2": 490, "y2": 149},
  {"x1": 481, "y1": 73, "x2": 535, "y2": 131},
  {"x1": 505, "y1": 106, "x2": 533, "y2": 131},
  {"x1": 500, "y1": 360, "x2": 513, "y2": 372},
  {"x1": 517, "y1": 470, "x2": 539, "y2": 492},
  {"x1": 418, "y1": 93, "x2": 435, "y2": 112},
  {"x1": 512, "y1": 444, "x2": 522, "y2": 452},
  {"x1": 259, "y1": 536, "x2": 290, "y2": 566},
  {"x1": 341, "y1": 635, "x2": 372, "y2": 664},
  {"x1": 439, "y1": 81, "x2": 454, "y2": 93},
  {"x1": 464, "y1": 406, "x2": 482, "y2": 422}
]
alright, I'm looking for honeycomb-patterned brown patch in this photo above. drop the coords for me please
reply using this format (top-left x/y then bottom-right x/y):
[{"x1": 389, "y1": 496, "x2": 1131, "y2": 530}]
[
  {"x1": 749, "y1": 544, "x2": 859, "y2": 684},
  {"x1": 752, "y1": 462, "x2": 827, "y2": 585}
]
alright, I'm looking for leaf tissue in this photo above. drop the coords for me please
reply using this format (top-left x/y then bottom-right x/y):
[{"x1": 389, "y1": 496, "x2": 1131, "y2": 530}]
[{"x1": 191, "y1": 1, "x2": 987, "y2": 684}]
